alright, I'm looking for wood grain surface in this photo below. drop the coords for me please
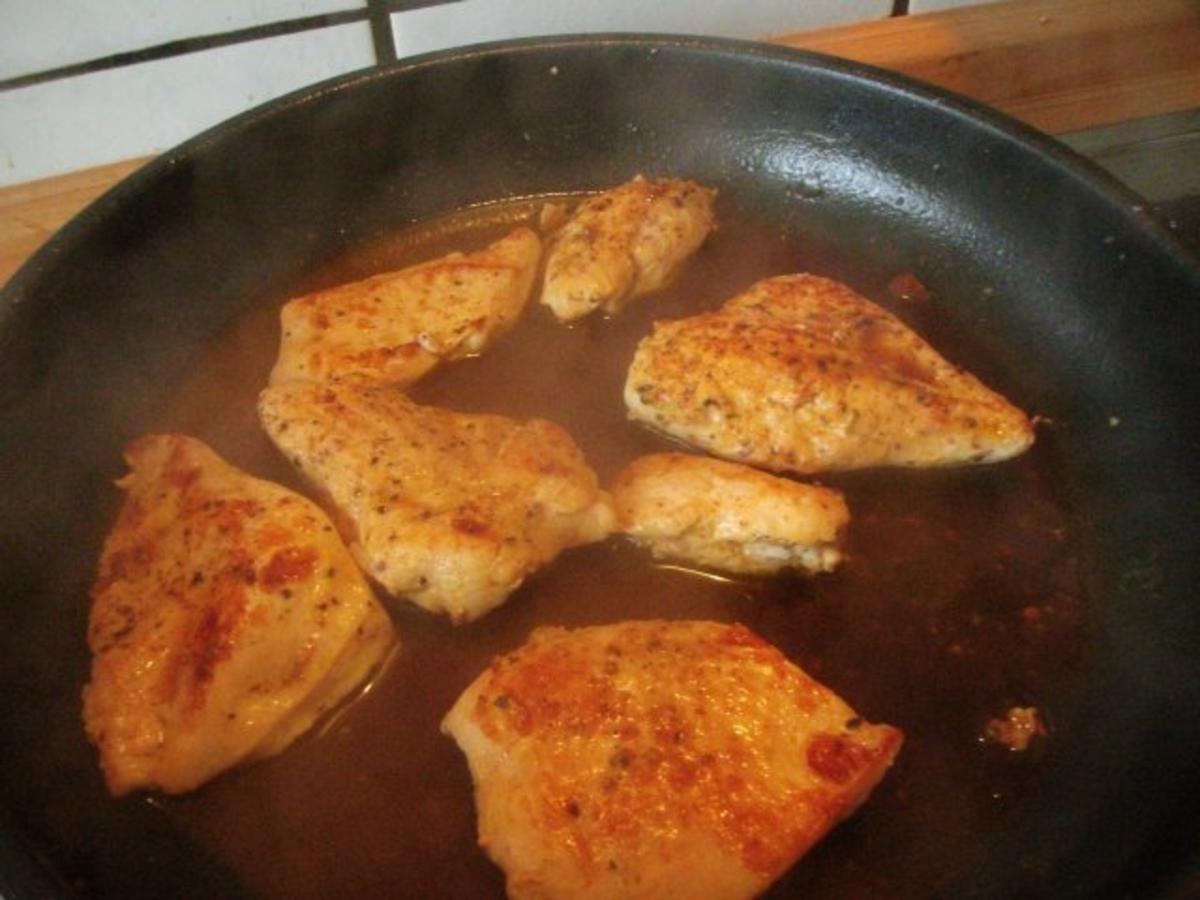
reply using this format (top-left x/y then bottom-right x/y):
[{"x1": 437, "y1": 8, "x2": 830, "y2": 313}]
[
  {"x1": 772, "y1": 0, "x2": 1200, "y2": 134},
  {"x1": 1, "y1": 157, "x2": 149, "y2": 285}
]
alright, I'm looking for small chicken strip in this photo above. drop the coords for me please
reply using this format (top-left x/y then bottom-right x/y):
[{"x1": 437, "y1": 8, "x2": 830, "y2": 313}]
[
  {"x1": 626, "y1": 274, "x2": 1034, "y2": 473},
  {"x1": 443, "y1": 620, "x2": 902, "y2": 900},
  {"x1": 541, "y1": 176, "x2": 716, "y2": 322},
  {"x1": 258, "y1": 382, "x2": 615, "y2": 623},
  {"x1": 612, "y1": 453, "x2": 848, "y2": 575},
  {"x1": 83, "y1": 434, "x2": 394, "y2": 796},
  {"x1": 270, "y1": 227, "x2": 541, "y2": 387}
]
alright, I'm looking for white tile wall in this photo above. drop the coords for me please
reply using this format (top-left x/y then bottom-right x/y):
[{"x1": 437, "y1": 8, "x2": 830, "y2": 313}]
[
  {"x1": 0, "y1": 0, "x2": 900, "y2": 187},
  {"x1": 391, "y1": 0, "x2": 894, "y2": 59},
  {"x1": 0, "y1": 0, "x2": 366, "y2": 81},
  {"x1": 0, "y1": 22, "x2": 374, "y2": 187}
]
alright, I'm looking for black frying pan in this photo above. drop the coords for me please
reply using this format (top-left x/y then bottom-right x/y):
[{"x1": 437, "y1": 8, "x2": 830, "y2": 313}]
[{"x1": 2, "y1": 35, "x2": 1199, "y2": 900}]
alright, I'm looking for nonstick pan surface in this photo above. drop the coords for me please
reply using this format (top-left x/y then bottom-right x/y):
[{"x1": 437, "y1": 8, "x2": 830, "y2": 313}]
[{"x1": 2, "y1": 36, "x2": 1199, "y2": 900}]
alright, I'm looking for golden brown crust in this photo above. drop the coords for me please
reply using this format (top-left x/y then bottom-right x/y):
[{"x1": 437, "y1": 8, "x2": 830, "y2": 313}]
[
  {"x1": 442, "y1": 620, "x2": 902, "y2": 899},
  {"x1": 258, "y1": 382, "x2": 615, "y2": 623},
  {"x1": 270, "y1": 227, "x2": 541, "y2": 387},
  {"x1": 625, "y1": 274, "x2": 1034, "y2": 473},
  {"x1": 541, "y1": 176, "x2": 716, "y2": 321},
  {"x1": 611, "y1": 453, "x2": 849, "y2": 575},
  {"x1": 83, "y1": 434, "x2": 393, "y2": 795}
]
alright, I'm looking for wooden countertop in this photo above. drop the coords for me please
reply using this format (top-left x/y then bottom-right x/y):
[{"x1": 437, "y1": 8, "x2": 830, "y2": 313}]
[
  {"x1": 3, "y1": 0, "x2": 1199, "y2": 287},
  {"x1": 773, "y1": 0, "x2": 1200, "y2": 134}
]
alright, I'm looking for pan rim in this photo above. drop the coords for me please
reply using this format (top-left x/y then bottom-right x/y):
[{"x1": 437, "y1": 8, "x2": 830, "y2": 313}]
[{"x1": 4, "y1": 32, "x2": 1198, "y2": 309}]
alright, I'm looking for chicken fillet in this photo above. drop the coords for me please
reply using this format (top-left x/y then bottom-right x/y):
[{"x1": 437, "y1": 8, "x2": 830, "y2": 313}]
[
  {"x1": 270, "y1": 227, "x2": 540, "y2": 387},
  {"x1": 625, "y1": 274, "x2": 1034, "y2": 473},
  {"x1": 442, "y1": 620, "x2": 902, "y2": 900},
  {"x1": 258, "y1": 382, "x2": 615, "y2": 623},
  {"x1": 541, "y1": 176, "x2": 716, "y2": 322},
  {"x1": 83, "y1": 434, "x2": 394, "y2": 796},
  {"x1": 611, "y1": 452, "x2": 848, "y2": 575}
]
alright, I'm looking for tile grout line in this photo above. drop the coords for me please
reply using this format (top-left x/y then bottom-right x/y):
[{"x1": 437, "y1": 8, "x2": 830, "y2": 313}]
[
  {"x1": 0, "y1": 9, "x2": 371, "y2": 94},
  {"x1": 0, "y1": 0, "x2": 909, "y2": 95},
  {"x1": 368, "y1": 0, "x2": 399, "y2": 65}
]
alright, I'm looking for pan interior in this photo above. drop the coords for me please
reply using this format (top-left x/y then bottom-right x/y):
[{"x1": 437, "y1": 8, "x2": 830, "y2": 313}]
[{"x1": 1, "y1": 37, "x2": 1198, "y2": 900}]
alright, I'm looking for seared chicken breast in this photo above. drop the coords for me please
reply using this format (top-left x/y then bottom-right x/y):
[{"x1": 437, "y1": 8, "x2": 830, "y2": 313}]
[
  {"x1": 541, "y1": 176, "x2": 716, "y2": 322},
  {"x1": 270, "y1": 227, "x2": 541, "y2": 387},
  {"x1": 625, "y1": 274, "x2": 1034, "y2": 473},
  {"x1": 442, "y1": 620, "x2": 902, "y2": 900},
  {"x1": 258, "y1": 382, "x2": 615, "y2": 623},
  {"x1": 83, "y1": 434, "x2": 394, "y2": 796},
  {"x1": 611, "y1": 453, "x2": 848, "y2": 575}
]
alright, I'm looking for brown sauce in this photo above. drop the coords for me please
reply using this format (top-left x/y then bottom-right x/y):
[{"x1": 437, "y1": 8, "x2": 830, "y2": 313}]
[{"x1": 152, "y1": 197, "x2": 1083, "y2": 898}]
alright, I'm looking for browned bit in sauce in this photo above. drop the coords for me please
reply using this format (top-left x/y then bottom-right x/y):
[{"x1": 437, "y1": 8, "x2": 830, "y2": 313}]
[{"x1": 152, "y1": 196, "x2": 1084, "y2": 899}]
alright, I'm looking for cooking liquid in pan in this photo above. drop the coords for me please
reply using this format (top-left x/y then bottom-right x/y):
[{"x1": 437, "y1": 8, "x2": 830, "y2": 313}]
[{"x1": 150, "y1": 197, "x2": 1084, "y2": 898}]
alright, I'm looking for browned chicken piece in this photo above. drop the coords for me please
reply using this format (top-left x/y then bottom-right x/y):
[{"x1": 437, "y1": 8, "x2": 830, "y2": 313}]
[
  {"x1": 442, "y1": 620, "x2": 902, "y2": 900},
  {"x1": 625, "y1": 273, "x2": 1035, "y2": 473},
  {"x1": 82, "y1": 434, "x2": 394, "y2": 796},
  {"x1": 269, "y1": 227, "x2": 541, "y2": 387},
  {"x1": 611, "y1": 452, "x2": 848, "y2": 575},
  {"x1": 258, "y1": 382, "x2": 615, "y2": 624},
  {"x1": 541, "y1": 176, "x2": 716, "y2": 322}
]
